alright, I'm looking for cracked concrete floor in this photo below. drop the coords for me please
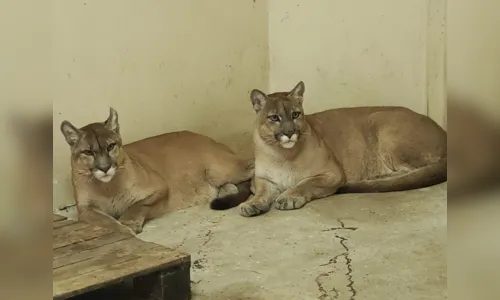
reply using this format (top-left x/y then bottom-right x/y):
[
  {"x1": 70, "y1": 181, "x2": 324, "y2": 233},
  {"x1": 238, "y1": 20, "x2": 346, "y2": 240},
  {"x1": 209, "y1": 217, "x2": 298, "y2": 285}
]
[
  {"x1": 141, "y1": 183, "x2": 447, "y2": 300},
  {"x1": 59, "y1": 183, "x2": 447, "y2": 300}
]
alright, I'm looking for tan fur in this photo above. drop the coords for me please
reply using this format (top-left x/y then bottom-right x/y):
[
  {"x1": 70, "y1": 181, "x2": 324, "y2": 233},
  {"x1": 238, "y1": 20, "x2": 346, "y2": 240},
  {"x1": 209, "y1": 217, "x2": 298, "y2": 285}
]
[
  {"x1": 61, "y1": 108, "x2": 253, "y2": 234},
  {"x1": 239, "y1": 81, "x2": 447, "y2": 217}
]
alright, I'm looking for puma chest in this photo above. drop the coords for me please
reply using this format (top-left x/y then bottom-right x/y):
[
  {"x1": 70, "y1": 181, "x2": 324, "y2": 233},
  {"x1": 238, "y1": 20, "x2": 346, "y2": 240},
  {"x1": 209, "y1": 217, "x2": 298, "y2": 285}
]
[
  {"x1": 255, "y1": 161, "x2": 307, "y2": 190},
  {"x1": 254, "y1": 146, "x2": 333, "y2": 190},
  {"x1": 92, "y1": 185, "x2": 158, "y2": 218}
]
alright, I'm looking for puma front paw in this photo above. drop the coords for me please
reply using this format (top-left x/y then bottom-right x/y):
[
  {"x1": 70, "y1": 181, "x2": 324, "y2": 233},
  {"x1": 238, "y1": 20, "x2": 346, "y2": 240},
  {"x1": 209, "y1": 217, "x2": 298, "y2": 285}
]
[
  {"x1": 239, "y1": 200, "x2": 270, "y2": 217},
  {"x1": 274, "y1": 192, "x2": 308, "y2": 210},
  {"x1": 119, "y1": 219, "x2": 143, "y2": 234}
]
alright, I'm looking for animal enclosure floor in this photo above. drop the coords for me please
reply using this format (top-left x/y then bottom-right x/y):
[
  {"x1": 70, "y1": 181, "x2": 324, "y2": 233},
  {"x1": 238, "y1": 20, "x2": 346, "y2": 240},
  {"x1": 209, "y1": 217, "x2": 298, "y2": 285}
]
[{"x1": 57, "y1": 183, "x2": 446, "y2": 300}]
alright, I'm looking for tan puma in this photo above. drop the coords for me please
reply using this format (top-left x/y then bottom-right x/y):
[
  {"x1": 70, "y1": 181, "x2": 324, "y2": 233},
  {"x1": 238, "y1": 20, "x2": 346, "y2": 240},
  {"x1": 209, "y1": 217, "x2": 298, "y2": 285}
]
[
  {"x1": 60, "y1": 108, "x2": 253, "y2": 234},
  {"x1": 212, "y1": 81, "x2": 447, "y2": 217}
]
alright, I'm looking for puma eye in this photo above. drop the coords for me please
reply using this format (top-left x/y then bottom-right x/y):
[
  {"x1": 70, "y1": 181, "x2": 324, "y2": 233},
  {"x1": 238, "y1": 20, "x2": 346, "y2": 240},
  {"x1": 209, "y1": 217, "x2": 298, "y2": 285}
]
[
  {"x1": 107, "y1": 143, "x2": 116, "y2": 151},
  {"x1": 292, "y1": 112, "x2": 301, "y2": 119},
  {"x1": 268, "y1": 115, "x2": 280, "y2": 122},
  {"x1": 82, "y1": 150, "x2": 94, "y2": 156}
]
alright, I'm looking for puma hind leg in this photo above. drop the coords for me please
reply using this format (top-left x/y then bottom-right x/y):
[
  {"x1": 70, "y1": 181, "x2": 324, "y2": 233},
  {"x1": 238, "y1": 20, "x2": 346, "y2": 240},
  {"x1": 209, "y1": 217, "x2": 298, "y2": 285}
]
[
  {"x1": 346, "y1": 110, "x2": 447, "y2": 192},
  {"x1": 218, "y1": 183, "x2": 239, "y2": 198},
  {"x1": 208, "y1": 155, "x2": 254, "y2": 210}
]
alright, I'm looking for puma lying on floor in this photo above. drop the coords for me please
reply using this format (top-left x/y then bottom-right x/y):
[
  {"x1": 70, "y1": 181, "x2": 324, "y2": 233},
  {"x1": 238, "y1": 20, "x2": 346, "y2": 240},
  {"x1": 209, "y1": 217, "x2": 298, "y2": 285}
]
[
  {"x1": 212, "y1": 81, "x2": 447, "y2": 217},
  {"x1": 60, "y1": 108, "x2": 253, "y2": 234}
]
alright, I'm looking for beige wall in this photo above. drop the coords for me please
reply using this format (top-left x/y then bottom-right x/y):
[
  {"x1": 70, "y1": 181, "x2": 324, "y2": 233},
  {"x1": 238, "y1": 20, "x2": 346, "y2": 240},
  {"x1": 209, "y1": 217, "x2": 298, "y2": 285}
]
[
  {"x1": 447, "y1": 0, "x2": 500, "y2": 121},
  {"x1": 269, "y1": 0, "x2": 446, "y2": 125},
  {"x1": 0, "y1": 0, "x2": 52, "y2": 229},
  {"x1": 448, "y1": 3, "x2": 500, "y2": 299},
  {"x1": 52, "y1": 0, "x2": 269, "y2": 208}
]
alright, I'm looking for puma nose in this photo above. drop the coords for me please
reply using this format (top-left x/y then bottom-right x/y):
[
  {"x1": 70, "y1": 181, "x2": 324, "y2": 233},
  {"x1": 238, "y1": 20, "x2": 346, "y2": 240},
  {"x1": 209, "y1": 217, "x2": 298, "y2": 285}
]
[
  {"x1": 98, "y1": 165, "x2": 111, "y2": 173},
  {"x1": 283, "y1": 131, "x2": 295, "y2": 138}
]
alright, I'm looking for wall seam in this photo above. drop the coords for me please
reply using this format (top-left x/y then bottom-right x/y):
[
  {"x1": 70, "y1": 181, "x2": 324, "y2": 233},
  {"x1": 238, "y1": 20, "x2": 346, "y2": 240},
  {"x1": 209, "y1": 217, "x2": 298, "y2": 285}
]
[{"x1": 425, "y1": 0, "x2": 447, "y2": 127}]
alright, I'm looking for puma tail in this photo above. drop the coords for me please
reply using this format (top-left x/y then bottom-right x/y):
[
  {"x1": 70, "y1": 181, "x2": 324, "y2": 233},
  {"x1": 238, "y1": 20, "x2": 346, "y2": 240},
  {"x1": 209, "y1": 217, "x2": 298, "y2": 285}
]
[
  {"x1": 337, "y1": 159, "x2": 447, "y2": 193},
  {"x1": 210, "y1": 180, "x2": 252, "y2": 210}
]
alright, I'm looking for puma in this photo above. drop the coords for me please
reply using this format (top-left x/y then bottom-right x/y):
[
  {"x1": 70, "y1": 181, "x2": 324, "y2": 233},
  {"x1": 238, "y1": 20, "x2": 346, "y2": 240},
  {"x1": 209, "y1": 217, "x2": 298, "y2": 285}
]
[
  {"x1": 60, "y1": 108, "x2": 253, "y2": 234},
  {"x1": 212, "y1": 81, "x2": 447, "y2": 217}
]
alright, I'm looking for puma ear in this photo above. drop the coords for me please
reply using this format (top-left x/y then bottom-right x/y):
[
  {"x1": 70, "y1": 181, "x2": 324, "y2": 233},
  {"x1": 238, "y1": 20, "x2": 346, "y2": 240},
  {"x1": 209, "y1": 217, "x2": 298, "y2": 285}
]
[
  {"x1": 250, "y1": 89, "x2": 267, "y2": 113},
  {"x1": 288, "y1": 81, "x2": 305, "y2": 104},
  {"x1": 104, "y1": 107, "x2": 120, "y2": 133},
  {"x1": 60, "y1": 120, "x2": 81, "y2": 146}
]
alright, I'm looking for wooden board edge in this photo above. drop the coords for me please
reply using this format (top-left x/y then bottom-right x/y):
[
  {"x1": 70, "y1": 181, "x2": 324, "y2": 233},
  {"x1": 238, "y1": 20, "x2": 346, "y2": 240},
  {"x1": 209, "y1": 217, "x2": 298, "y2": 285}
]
[
  {"x1": 53, "y1": 214, "x2": 68, "y2": 222},
  {"x1": 53, "y1": 252, "x2": 191, "y2": 299}
]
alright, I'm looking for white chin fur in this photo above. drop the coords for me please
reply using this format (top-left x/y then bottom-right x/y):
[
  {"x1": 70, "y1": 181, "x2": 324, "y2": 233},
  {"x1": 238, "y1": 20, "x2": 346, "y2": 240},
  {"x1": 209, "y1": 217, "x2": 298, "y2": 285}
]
[
  {"x1": 281, "y1": 141, "x2": 296, "y2": 149},
  {"x1": 93, "y1": 167, "x2": 116, "y2": 183},
  {"x1": 97, "y1": 176, "x2": 113, "y2": 183},
  {"x1": 279, "y1": 133, "x2": 299, "y2": 148}
]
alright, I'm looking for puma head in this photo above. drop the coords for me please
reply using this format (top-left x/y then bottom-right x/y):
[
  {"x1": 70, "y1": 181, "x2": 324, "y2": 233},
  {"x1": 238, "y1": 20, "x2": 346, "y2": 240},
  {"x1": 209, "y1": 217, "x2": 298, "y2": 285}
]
[
  {"x1": 250, "y1": 81, "x2": 306, "y2": 149},
  {"x1": 60, "y1": 107, "x2": 123, "y2": 183}
]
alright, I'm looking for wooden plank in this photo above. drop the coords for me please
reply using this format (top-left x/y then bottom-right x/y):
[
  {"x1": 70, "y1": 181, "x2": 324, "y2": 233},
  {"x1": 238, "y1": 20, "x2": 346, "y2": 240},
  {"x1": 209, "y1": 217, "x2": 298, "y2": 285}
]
[
  {"x1": 53, "y1": 214, "x2": 67, "y2": 222},
  {"x1": 53, "y1": 219, "x2": 87, "y2": 230},
  {"x1": 53, "y1": 231, "x2": 131, "y2": 260},
  {"x1": 53, "y1": 220, "x2": 90, "y2": 235},
  {"x1": 53, "y1": 224, "x2": 113, "y2": 249},
  {"x1": 53, "y1": 219, "x2": 74, "y2": 228},
  {"x1": 52, "y1": 217, "x2": 191, "y2": 300},
  {"x1": 53, "y1": 246, "x2": 190, "y2": 299},
  {"x1": 53, "y1": 236, "x2": 155, "y2": 270}
]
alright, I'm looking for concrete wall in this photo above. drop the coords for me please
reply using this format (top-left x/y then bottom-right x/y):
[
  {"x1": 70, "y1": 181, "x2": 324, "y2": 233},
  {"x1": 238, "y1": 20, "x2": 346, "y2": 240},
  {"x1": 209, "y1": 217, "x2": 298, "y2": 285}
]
[
  {"x1": 448, "y1": 3, "x2": 500, "y2": 298},
  {"x1": 269, "y1": 0, "x2": 446, "y2": 125},
  {"x1": 52, "y1": 0, "x2": 269, "y2": 208},
  {"x1": 447, "y1": 0, "x2": 500, "y2": 121},
  {"x1": 0, "y1": 0, "x2": 52, "y2": 230}
]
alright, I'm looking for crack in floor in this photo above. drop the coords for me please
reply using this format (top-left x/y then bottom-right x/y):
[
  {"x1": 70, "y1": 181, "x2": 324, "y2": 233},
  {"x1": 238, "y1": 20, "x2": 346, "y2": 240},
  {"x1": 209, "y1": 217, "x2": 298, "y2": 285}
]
[
  {"x1": 322, "y1": 220, "x2": 358, "y2": 232},
  {"x1": 171, "y1": 235, "x2": 188, "y2": 250},
  {"x1": 194, "y1": 214, "x2": 224, "y2": 271},
  {"x1": 315, "y1": 272, "x2": 340, "y2": 300},
  {"x1": 196, "y1": 214, "x2": 225, "y2": 254},
  {"x1": 335, "y1": 233, "x2": 357, "y2": 300},
  {"x1": 201, "y1": 229, "x2": 213, "y2": 247},
  {"x1": 315, "y1": 220, "x2": 358, "y2": 300}
]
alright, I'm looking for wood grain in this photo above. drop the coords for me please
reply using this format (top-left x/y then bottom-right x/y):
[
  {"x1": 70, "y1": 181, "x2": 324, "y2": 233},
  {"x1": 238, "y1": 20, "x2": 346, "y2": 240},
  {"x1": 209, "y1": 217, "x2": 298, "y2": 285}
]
[
  {"x1": 54, "y1": 247, "x2": 189, "y2": 299},
  {"x1": 53, "y1": 231, "x2": 131, "y2": 260},
  {"x1": 52, "y1": 214, "x2": 191, "y2": 300},
  {"x1": 53, "y1": 224, "x2": 114, "y2": 249},
  {"x1": 53, "y1": 214, "x2": 68, "y2": 222}
]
